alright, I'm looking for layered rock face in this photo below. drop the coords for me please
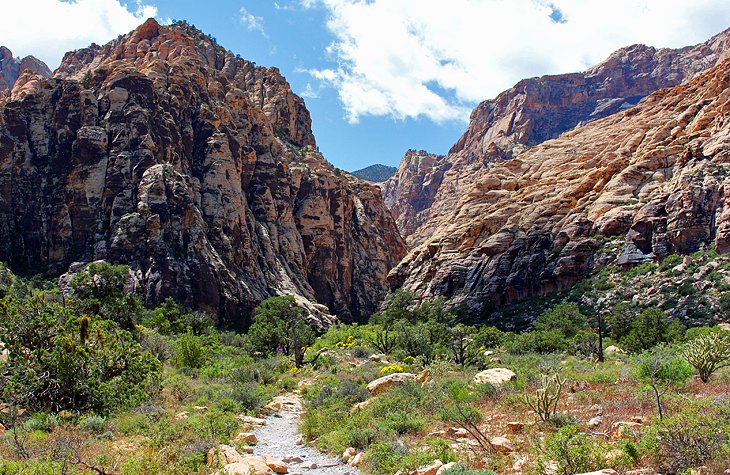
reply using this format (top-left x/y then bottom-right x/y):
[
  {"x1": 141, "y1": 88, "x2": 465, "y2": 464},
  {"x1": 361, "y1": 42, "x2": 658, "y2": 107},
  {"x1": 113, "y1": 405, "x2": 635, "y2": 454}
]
[
  {"x1": 0, "y1": 46, "x2": 51, "y2": 92},
  {"x1": 386, "y1": 28, "x2": 730, "y2": 246},
  {"x1": 382, "y1": 149, "x2": 446, "y2": 239},
  {"x1": 0, "y1": 19, "x2": 406, "y2": 326},
  {"x1": 391, "y1": 53, "x2": 730, "y2": 316}
]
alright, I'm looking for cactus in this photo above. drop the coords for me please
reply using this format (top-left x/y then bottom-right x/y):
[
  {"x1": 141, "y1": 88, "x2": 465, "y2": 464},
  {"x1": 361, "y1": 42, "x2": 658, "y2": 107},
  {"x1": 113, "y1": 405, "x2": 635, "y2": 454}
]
[
  {"x1": 681, "y1": 332, "x2": 730, "y2": 383},
  {"x1": 524, "y1": 372, "x2": 566, "y2": 422}
]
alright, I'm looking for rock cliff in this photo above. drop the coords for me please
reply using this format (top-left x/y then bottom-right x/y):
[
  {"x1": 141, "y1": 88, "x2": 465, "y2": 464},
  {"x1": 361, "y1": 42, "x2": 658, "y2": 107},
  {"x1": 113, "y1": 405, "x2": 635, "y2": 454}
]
[
  {"x1": 0, "y1": 46, "x2": 51, "y2": 92},
  {"x1": 0, "y1": 19, "x2": 406, "y2": 327},
  {"x1": 385, "y1": 27, "x2": 730, "y2": 246},
  {"x1": 391, "y1": 51, "x2": 730, "y2": 317}
]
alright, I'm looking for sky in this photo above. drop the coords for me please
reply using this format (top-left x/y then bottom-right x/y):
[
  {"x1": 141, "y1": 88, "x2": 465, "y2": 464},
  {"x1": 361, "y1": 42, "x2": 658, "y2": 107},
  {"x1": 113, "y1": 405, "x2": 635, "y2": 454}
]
[{"x1": 2, "y1": 1, "x2": 730, "y2": 172}]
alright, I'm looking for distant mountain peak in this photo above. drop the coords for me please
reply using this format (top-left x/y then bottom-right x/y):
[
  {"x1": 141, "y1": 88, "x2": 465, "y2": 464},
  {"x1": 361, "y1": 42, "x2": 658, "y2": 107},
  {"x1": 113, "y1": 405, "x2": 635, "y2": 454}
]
[
  {"x1": 0, "y1": 46, "x2": 51, "y2": 92},
  {"x1": 350, "y1": 164, "x2": 397, "y2": 182}
]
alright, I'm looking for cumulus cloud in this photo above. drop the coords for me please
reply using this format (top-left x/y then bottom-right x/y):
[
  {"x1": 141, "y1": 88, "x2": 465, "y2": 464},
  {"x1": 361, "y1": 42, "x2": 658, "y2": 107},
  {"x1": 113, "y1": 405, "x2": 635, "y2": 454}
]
[
  {"x1": 304, "y1": 0, "x2": 730, "y2": 124},
  {"x1": 0, "y1": 0, "x2": 160, "y2": 70},
  {"x1": 240, "y1": 6, "x2": 268, "y2": 37}
]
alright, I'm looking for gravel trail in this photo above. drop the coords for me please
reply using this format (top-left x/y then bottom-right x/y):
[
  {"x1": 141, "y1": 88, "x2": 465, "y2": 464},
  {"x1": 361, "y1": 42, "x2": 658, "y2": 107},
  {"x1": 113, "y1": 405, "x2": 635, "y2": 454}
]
[{"x1": 251, "y1": 395, "x2": 361, "y2": 475}]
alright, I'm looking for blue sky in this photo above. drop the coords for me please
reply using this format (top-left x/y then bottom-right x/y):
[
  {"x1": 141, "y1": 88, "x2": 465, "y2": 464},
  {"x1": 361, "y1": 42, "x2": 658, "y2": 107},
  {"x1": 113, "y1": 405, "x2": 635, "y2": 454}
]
[{"x1": 3, "y1": 0, "x2": 730, "y2": 172}]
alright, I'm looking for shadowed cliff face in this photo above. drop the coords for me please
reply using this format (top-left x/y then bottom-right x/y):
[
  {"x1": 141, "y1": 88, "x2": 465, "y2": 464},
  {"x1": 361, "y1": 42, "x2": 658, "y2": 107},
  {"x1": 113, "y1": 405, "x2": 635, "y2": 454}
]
[
  {"x1": 0, "y1": 46, "x2": 51, "y2": 92},
  {"x1": 385, "y1": 27, "x2": 730, "y2": 247},
  {"x1": 0, "y1": 19, "x2": 406, "y2": 327},
  {"x1": 391, "y1": 53, "x2": 730, "y2": 317}
]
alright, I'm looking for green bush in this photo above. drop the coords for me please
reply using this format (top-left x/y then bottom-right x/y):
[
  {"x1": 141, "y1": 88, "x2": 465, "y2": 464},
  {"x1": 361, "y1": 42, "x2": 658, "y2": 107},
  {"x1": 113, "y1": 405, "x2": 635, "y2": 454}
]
[
  {"x1": 620, "y1": 308, "x2": 685, "y2": 353},
  {"x1": 539, "y1": 424, "x2": 619, "y2": 475},
  {"x1": 173, "y1": 331, "x2": 208, "y2": 369},
  {"x1": 640, "y1": 402, "x2": 730, "y2": 474},
  {"x1": 632, "y1": 346, "x2": 693, "y2": 419},
  {"x1": 0, "y1": 296, "x2": 160, "y2": 415}
]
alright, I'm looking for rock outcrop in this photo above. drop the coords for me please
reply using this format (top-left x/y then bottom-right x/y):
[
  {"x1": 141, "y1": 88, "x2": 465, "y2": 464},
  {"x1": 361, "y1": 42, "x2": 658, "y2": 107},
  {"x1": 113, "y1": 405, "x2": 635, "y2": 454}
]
[
  {"x1": 386, "y1": 27, "x2": 730, "y2": 246},
  {"x1": 0, "y1": 46, "x2": 51, "y2": 92},
  {"x1": 0, "y1": 19, "x2": 406, "y2": 327},
  {"x1": 391, "y1": 50, "x2": 730, "y2": 318}
]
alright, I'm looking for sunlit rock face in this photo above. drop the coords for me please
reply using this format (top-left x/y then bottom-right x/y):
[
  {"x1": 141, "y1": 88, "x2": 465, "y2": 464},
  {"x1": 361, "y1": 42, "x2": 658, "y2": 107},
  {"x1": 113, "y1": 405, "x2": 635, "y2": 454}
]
[{"x1": 0, "y1": 19, "x2": 406, "y2": 327}]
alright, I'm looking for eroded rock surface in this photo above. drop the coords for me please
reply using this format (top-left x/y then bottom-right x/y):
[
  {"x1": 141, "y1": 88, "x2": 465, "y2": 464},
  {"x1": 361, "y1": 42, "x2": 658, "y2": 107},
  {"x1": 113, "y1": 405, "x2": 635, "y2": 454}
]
[
  {"x1": 391, "y1": 50, "x2": 730, "y2": 319},
  {"x1": 0, "y1": 19, "x2": 406, "y2": 326},
  {"x1": 386, "y1": 27, "x2": 730, "y2": 246}
]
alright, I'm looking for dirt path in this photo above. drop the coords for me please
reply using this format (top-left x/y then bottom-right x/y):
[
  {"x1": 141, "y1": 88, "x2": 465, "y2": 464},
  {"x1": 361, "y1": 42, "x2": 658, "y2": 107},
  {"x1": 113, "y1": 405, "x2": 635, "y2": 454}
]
[{"x1": 251, "y1": 395, "x2": 361, "y2": 475}]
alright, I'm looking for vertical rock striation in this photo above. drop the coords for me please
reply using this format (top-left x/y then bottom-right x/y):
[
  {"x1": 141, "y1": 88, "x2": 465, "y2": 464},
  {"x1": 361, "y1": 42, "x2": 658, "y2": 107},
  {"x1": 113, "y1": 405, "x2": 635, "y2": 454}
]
[{"x1": 0, "y1": 19, "x2": 406, "y2": 327}]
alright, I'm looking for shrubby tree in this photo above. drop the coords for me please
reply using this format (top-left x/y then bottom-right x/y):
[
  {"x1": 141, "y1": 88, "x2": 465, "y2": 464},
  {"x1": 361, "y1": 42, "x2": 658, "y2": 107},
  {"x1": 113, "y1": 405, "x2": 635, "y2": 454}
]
[
  {"x1": 70, "y1": 262, "x2": 144, "y2": 330},
  {"x1": 246, "y1": 296, "x2": 316, "y2": 367},
  {"x1": 621, "y1": 308, "x2": 685, "y2": 353},
  {"x1": 0, "y1": 293, "x2": 160, "y2": 415}
]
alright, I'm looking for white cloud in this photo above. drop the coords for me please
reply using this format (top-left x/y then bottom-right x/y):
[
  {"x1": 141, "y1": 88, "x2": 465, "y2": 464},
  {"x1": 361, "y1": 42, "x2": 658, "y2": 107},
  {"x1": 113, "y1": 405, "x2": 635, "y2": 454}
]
[
  {"x1": 0, "y1": 0, "x2": 160, "y2": 70},
  {"x1": 303, "y1": 0, "x2": 730, "y2": 124},
  {"x1": 240, "y1": 6, "x2": 268, "y2": 38},
  {"x1": 299, "y1": 83, "x2": 320, "y2": 99}
]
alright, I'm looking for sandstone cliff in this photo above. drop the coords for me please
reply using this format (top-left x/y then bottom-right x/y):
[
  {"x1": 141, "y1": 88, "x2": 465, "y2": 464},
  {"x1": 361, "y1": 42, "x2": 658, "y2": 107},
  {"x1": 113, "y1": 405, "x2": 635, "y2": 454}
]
[
  {"x1": 0, "y1": 19, "x2": 406, "y2": 327},
  {"x1": 0, "y1": 46, "x2": 51, "y2": 92},
  {"x1": 391, "y1": 51, "x2": 730, "y2": 317},
  {"x1": 386, "y1": 27, "x2": 730, "y2": 246}
]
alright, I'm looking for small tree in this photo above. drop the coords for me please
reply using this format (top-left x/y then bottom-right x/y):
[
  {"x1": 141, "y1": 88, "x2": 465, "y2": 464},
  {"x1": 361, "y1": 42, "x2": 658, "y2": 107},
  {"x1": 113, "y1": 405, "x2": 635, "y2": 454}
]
[
  {"x1": 621, "y1": 308, "x2": 685, "y2": 353},
  {"x1": 445, "y1": 324, "x2": 479, "y2": 367},
  {"x1": 246, "y1": 296, "x2": 316, "y2": 367},
  {"x1": 633, "y1": 346, "x2": 692, "y2": 419},
  {"x1": 681, "y1": 332, "x2": 730, "y2": 383}
]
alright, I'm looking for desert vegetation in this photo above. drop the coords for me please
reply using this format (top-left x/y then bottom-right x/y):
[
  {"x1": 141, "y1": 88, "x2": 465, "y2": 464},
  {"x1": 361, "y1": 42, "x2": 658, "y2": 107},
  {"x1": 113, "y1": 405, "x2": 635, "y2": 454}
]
[{"x1": 0, "y1": 258, "x2": 729, "y2": 474}]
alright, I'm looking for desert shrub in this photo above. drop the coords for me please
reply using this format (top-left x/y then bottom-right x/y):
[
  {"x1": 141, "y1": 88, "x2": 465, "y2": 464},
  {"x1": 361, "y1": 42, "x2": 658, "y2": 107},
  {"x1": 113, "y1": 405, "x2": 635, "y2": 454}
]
[
  {"x1": 165, "y1": 374, "x2": 195, "y2": 402},
  {"x1": 23, "y1": 412, "x2": 59, "y2": 432},
  {"x1": 632, "y1": 346, "x2": 692, "y2": 419},
  {"x1": 245, "y1": 295, "x2": 317, "y2": 367},
  {"x1": 681, "y1": 331, "x2": 730, "y2": 382},
  {"x1": 78, "y1": 415, "x2": 107, "y2": 433},
  {"x1": 0, "y1": 296, "x2": 160, "y2": 415},
  {"x1": 504, "y1": 329, "x2": 569, "y2": 354},
  {"x1": 69, "y1": 261, "x2": 145, "y2": 330},
  {"x1": 173, "y1": 331, "x2": 208, "y2": 369},
  {"x1": 534, "y1": 303, "x2": 590, "y2": 339},
  {"x1": 640, "y1": 402, "x2": 730, "y2": 474},
  {"x1": 539, "y1": 424, "x2": 617, "y2": 475}
]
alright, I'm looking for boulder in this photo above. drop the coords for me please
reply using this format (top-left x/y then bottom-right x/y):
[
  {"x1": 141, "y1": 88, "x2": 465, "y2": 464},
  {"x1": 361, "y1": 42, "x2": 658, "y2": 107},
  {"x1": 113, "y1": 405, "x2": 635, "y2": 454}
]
[
  {"x1": 413, "y1": 459, "x2": 443, "y2": 475},
  {"x1": 575, "y1": 471, "x2": 618, "y2": 475},
  {"x1": 232, "y1": 432, "x2": 258, "y2": 445},
  {"x1": 436, "y1": 462, "x2": 457, "y2": 475},
  {"x1": 473, "y1": 368, "x2": 517, "y2": 386},
  {"x1": 366, "y1": 373, "x2": 417, "y2": 395},
  {"x1": 604, "y1": 346, "x2": 625, "y2": 356},
  {"x1": 349, "y1": 452, "x2": 363, "y2": 467},
  {"x1": 223, "y1": 462, "x2": 253, "y2": 475},
  {"x1": 208, "y1": 445, "x2": 244, "y2": 466},
  {"x1": 490, "y1": 436, "x2": 514, "y2": 453},
  {"x1": 588, "y1": 416, "x2": 603, "y2": 428},
  {"x1": 264, "y1": 456, "x2": 288, "y2": 474},
  {"x1": 342, "y1": 447, "x2": 357, "y2": 463}
]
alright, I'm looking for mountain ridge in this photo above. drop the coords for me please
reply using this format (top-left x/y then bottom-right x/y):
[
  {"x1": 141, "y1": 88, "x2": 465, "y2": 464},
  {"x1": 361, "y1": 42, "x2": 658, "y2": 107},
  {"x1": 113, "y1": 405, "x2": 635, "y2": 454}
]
[{"x1": 0, "y1": 18, "x2": 406, "y2": 326}]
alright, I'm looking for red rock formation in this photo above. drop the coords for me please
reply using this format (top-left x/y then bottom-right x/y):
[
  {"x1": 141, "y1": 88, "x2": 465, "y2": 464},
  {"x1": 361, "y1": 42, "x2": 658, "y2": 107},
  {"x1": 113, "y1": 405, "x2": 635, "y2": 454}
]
[
  {"x1": 0, "y1": 46, "x2": 51, "y2": 92},
  {"x1": 386, "y1": 27, "x2": 730, "y2": 246},
  {"x1": 0, "y1": 19, "x2": 406, "y2": 326},
  {"x1": 391, "y1": 53, "x2": 730, "y2": 317}
]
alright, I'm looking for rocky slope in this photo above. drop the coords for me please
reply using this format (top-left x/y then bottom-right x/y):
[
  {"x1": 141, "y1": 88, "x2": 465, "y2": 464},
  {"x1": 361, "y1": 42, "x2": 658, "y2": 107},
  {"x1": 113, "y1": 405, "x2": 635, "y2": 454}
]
[
  {"x1": 390, "y1": 52, "x2": 730, "y2": 318},
  {"x1": 0, "y1": 19, "x2": 406, "y2": 327},
  {"x1": 385, "y1": 27, "x2": 730, "y2": 246},
  {"x1": 0, "y1": 46, "x2": 51, "y2": 92}
]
